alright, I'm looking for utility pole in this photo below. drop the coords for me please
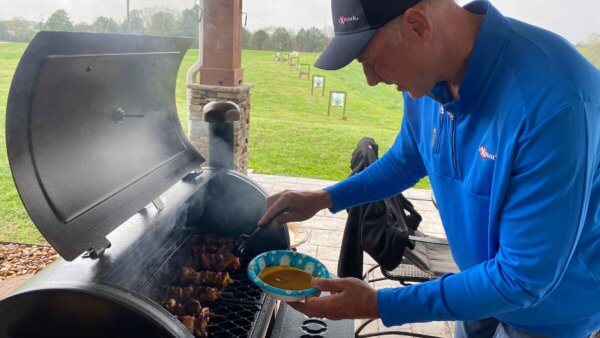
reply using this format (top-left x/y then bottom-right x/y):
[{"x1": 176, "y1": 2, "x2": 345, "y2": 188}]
[
  {"x1": 323, "y1": 22, "x2": 327, "y2": 50},
  {"x1": 126, "y1": 0, "x2": 130, "y2": 33}
]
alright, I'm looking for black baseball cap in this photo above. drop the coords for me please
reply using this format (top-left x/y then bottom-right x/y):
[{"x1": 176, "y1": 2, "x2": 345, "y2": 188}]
[{"x1": 315, "y1": 0, "x2": 422, "y2": 70}]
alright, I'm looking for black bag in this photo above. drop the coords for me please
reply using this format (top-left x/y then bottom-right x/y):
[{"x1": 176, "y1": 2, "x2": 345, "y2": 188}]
[{"x1": 337, "y1": 137, "x2": 422, "y2": 279}]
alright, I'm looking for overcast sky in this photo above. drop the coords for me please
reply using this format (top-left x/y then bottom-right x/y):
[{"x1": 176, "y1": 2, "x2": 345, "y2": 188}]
[{"x1": 0, "y1": 0, "x2": 597, "y2": 43}]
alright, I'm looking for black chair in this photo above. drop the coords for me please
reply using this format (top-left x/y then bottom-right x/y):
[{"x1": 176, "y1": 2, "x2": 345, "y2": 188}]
[{"x1": 355, "y1": 195, "x2": 458, "y2": 338}]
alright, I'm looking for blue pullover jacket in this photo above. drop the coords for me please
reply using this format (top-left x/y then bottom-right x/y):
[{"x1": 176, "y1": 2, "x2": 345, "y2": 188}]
[{"x1": 325, "y1": 2, "x2": 600, "y2": 337}]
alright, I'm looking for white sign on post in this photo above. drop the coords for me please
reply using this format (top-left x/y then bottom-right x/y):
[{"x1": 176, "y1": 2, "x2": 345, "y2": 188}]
[
  {"x1": 313, "y1": 76, "x2": 324, "y2": 88},
  {"x1": 328, "y1": 91, "x2": 348, "y2": 119},
  {"x1": 331, "y1": 92, "x2": 345, "y2": 107}
]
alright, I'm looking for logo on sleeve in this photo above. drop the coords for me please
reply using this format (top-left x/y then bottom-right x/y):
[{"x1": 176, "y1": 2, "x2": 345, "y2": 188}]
[{"x1": 479, "y1": 145, "x2": 497, "y2": 160}]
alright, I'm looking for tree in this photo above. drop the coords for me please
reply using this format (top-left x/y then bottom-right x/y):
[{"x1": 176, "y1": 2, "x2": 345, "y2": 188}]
[
  {"x1": 578, "y1": 33, "x2": 600, "y2": 67},
  {"x1": 242, "y1": 27, "x2": 253, "y2": 49},
  {"x1": 252, "y1": 29, "x2": 270, "y2": 50},
  {"x1": 179, "y1": 5, "x2": 199, "y2": 46},
  {"x1": 0, "y1": 21, "x2": 8, "y2": 41},
  {"x1": 149, "y1": 11, "x2": 177, "y2": 36},
  {"x1": 3, "y1": 18, "x2": 36, "y2": 42},
  {"x1": 73, "y1": 22, "x2": 93, "y2": 32},
  {"x1": 271, "y1": 27, "x2": 291, "y2": 51},
  {"x1": 139, "y1": 8, "x2": 159, "y2": 30},
  {"x1": 295, "y1": 27, "x2": 325, "y2": 52},
  {"x1": 588, "y1": 33, "x2": 600, "y2": 44},
  {"x1": 92, "y1": 17, "x2": 120, "y2": 33},
  {"x1": 44, "y1": 9, "x2": 73, "y2": 31},
  {"x1": 128, "y1": 10, "x2": 147, "y2": 34}
]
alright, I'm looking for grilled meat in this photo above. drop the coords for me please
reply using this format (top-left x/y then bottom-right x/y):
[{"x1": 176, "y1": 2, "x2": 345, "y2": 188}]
[
  {"x1": 195, "y1": 252, "x2": 241, "y2": 271},
  {"x1": 180, "y1": 267, "x2": 233, "y2": 288},
  {"x1": 179, "y1": 307, "x2": 210, "y2": 337},
  {"x1": 166, "y1": 285, "x2": 227, "y2": 303}
]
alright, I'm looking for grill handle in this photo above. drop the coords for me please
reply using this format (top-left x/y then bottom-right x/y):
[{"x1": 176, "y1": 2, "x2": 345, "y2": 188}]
[{"x1": 203, "y1": 101, "x2": 241, "y2": 170}]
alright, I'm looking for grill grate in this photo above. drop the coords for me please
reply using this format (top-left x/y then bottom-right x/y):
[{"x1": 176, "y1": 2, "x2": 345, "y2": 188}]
[
  {"x1": 218, "y1": 269, "x2": 265, "y2": 304},
  {"x1": 201, "y1": 267, "x2": 267, "y2": 337},
  {"x1": 145, "y1": 233, "x2": 275, "y2": 338},
  {"x1": 207, "y1": 302, "x2": 263, "y2": 337}
]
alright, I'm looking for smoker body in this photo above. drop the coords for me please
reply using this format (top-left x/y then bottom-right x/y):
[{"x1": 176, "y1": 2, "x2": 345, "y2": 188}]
[
  {"x1": 1, "y1": 32, "x2": 288, "y2": 337},
  {"x1": 0, "y1": 169, "x2": 288, "y2": 337}
]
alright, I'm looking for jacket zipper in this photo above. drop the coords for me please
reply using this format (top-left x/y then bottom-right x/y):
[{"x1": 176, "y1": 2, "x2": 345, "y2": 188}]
[
  {"x1": 435, "y1": 107, "x2": 445, "y2": 154},
  {"x1": 448, "y1": 111, "x2": 458, "y2": 176}
]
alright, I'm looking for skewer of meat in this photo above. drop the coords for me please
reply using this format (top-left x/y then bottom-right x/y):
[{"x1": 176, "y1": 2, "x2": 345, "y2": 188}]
[
  {"x1": 195, "y1": 234, "x2": 237, "y2": 246},
  {"x1": 180, "y1": 267, "x2": 233, "y2": 288},
  {"x1": 192, "y1": 242, "x2": 235, "y2": 255},
  {"x1": 173, "y1": 238, "x2": 240, "y2": 274},
  {"x1": 192, "y1": 235, "x2": 238, "y2": 251},
  {"x1": 167, "y1": 285, "x2": 196, "y2": 302},
  {"x1": 165, "y1": 299, "x2": 205, "y2": 317},
  {"x1": 195, "y1": 252, "x2": 241, "y2": 271},
  {"x1": 196, "y1": 286, "x2": 231, "y2": 303},
  {"x1": 166, "y1": 285, "x2": 231, "y2": 303},
  {"x1": 179, "y1": 307, "x2": 210, "y2": 337}
]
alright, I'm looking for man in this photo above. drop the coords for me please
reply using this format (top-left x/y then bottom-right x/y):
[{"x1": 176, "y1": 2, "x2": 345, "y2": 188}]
[{"x1": 259, "y1": 0, "x2": 600, "y2": 337}]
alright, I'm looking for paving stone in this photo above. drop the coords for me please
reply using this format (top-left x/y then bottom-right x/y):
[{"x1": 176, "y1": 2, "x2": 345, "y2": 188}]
[
  {"x1": 404, "y1": 188, "x2": 434, "y2": 201},
  {"x1": 411, "y1": 321, "x2": 453, "y2": 337},
  {"x1": 295, "y1": 243, "x2": 318, "y2": 257},
  {"x1": 307, "y1": 229, "x2": 344, "y2": 248},
  {"x1": 315, "y1": 245, "x2": 340, "y2": 262},
  {"x1": 322, "y1": 210, "x2": 349, "y2": 219},
  {"x1": 363, "y1": 253, "x2": 378, "y2": 265},
  {"x1": 318, "y1": 259, "x2": 339, "y2": 273},
  {"x1": 300, "y1": 217, "x2": 346, "y2": 232},
  {"x1": 355, "y1": 318, "x2": 381, "y2": 335},
  {"x1": 362, "y1": 264, "x2": 378, "y2": 275}
]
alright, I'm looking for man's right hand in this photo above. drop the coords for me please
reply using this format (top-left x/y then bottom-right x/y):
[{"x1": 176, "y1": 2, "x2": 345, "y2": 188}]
[{"x1": 257, "y1": 190, "x2": 334, "y2": 227}]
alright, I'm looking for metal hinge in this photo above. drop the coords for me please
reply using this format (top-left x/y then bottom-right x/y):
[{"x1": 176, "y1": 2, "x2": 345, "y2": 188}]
[
  {"x1": 83, "y1": 241, "x2": 112, "y2": 259},
  {"x1": 182, "y1": 169, "x2": 203, "y2": 183},
  {"x1": 152, "y1": 197, "x2": 165, "y2": 211}
]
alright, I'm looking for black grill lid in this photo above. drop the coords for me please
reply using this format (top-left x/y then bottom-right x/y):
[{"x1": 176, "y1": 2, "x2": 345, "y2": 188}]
[{"x1": 6, "y1": 31, "x2": 204, "y2": 261}]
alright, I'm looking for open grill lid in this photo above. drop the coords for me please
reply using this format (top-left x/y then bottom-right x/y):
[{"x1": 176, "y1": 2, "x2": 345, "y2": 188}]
[{"x1": 6, "y1": 32, "x2": 204, "y2": 261}]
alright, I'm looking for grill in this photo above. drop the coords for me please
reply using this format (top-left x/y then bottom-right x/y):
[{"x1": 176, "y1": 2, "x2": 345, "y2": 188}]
[
  {"x1": 140, "y1": 233, "x2": 277, "y2": 337},
  {"x1": 1, "y1": 31, "x2": 354, "y2": 338}
]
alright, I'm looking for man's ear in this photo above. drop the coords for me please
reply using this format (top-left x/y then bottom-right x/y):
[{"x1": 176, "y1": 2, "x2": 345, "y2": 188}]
[{"x1": 402, "y1": 8, "x2": 433, "y2": 43}]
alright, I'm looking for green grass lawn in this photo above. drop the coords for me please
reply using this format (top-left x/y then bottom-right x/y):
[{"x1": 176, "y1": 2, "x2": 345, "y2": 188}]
[
  {"x1": 1, "y1": 43, "x2": 424, "y2": 244},
  {"x1": 241, "y1": 50, "x2": 410, "y2": 181},
  {"x1": 0, "y1": 43, "x2": 44, "y2": 243}
]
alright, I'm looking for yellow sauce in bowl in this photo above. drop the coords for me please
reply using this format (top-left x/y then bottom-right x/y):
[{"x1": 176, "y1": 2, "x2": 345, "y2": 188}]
[{"x1": 258, "y1": 266, "x2": 313, "y2": 290}]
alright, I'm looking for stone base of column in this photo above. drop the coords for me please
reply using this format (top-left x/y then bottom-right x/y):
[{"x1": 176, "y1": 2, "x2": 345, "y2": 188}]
[{"x1": 188, "y1": 83, "x2": 253, "y2": 174}]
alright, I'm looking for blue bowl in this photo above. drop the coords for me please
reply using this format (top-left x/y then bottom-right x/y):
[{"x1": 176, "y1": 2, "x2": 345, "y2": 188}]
[{"x1": 247, "y1": 250, "x2": 330, "y2": 302}]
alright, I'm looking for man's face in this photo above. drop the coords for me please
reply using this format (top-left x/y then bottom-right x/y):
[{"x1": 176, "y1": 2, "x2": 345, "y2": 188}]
[{"x1": 356, "y1": 18, "x2": 436, "y2": 99}]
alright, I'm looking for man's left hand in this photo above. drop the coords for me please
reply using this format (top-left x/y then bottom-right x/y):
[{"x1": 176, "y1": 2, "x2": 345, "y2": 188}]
[{"x1": 287, "y1": 277, "x2": 379, "y2": 320}]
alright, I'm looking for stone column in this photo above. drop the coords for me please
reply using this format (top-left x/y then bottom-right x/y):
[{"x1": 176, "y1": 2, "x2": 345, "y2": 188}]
[
  {"x1": 188, "y1": 83, "x2": 253, "y2": 174},
  {"x1": 189, "y1": 0, "x2": 250, "y2": 173},
  {"x1": 200, "y1": 0, "x2": 243, "y2": 87}
]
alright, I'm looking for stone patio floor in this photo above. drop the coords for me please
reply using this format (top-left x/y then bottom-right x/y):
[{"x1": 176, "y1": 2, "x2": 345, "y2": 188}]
[{"x1": 0, "y1": 172, "x2": 453, "y2": 337}]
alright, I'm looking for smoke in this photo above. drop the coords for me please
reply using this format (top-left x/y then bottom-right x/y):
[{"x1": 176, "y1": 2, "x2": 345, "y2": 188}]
[
  {"x1": 92, "y1": 125, "x2": 287, "y2": 295},
  {"x1": 101, "y1": 176, "x2": 210, "y2": 292}
]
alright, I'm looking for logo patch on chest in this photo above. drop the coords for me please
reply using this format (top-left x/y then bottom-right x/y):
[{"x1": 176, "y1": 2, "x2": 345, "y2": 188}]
[{"x1": 479, "y1": 145, "x2": 497, "y2": 160}]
